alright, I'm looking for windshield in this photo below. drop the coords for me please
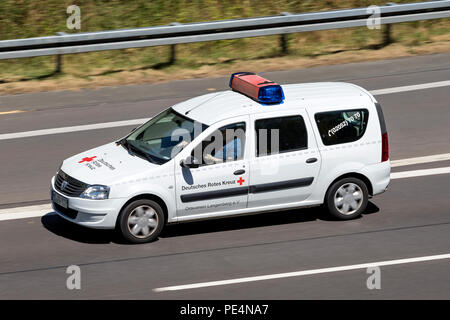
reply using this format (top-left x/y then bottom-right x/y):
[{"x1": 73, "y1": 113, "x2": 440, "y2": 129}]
[{"x1": 124, "y1": 108, "x2": 208, "y2": 164}]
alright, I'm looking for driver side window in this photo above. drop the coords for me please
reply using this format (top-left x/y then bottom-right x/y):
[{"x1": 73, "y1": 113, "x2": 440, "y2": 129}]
[{"x1": 192, "y1": 122, "x2": 246, "y2": 166}]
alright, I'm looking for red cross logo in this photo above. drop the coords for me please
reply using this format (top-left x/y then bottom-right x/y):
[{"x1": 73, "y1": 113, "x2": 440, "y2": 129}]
[
  {"x1": 237, "y1": 177, "x2": 245, "y2": 186},
  {"x1": 79, "y1": 156, "x2": 97, "y2": 163}
]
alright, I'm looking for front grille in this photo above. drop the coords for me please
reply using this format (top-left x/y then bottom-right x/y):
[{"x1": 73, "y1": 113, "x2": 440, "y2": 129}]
[
  {"x1": 54, "y1": 170, "x2": 88, "y2": 197},
  {"x1": 53, "y1": 202, "x2": 78, "y2": 219}
]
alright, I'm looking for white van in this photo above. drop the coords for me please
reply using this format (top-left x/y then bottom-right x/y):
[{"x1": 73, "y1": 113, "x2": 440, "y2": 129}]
[{"x1": 51, "y1": 73, "x2": 390, "y2": 243}]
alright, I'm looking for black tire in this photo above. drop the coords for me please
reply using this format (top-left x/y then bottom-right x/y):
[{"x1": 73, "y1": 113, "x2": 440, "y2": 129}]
[
  {"x1": 325, "y1": 177, "x2": 368, "y2": 220},
  {"x1": 118, "y1": 199, "x2": 165, "y2": 243}
]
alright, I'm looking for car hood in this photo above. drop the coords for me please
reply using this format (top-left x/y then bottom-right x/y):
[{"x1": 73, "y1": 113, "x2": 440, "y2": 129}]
[{"x1": 60, "y1": 142, "x2": 160, "y2": 185}]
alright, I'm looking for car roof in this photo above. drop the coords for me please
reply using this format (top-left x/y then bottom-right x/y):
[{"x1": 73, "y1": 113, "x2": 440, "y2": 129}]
[{"x1": 172, "y1": 82, "x2": 374, "y2": 125}]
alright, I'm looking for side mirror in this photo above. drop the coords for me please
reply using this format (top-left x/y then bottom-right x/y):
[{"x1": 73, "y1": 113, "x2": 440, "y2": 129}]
[{"x1": 180, "y1": 155, "x2": 200, "y2": 169}]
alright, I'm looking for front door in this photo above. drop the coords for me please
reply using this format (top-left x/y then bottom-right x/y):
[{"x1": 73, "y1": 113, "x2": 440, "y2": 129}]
[{"x1": 175, "y1": 116, "x2": 250, "y2": 218}]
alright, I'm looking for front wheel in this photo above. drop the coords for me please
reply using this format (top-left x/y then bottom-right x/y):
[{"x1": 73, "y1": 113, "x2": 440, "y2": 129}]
[
  {"x1": 325, "y1": 177, "x2": 368, "y2": 220},
  {"x1": 118, "y1": 199, "x2": 165, "y2": 243}
]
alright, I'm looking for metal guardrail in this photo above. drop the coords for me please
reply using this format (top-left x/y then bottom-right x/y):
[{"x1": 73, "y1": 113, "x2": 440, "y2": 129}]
[{"x1": 0, "y1": 1, "x2": 449, "y2": 60}]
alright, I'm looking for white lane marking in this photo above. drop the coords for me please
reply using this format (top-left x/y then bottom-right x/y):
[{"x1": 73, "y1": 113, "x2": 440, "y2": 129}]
[
  {"x1": 154, "y1": 253, "x2": 450, "y2": 292},
  {"x1": 370, "y1": 80, "x2": 450, "y2": 96},
  {"x1": 0, "y1": 110, "x2": 25, "y2": 115},
  {"x1": 0, "y1": 204, "x2": 54, "y2": 221},
  {"x1": 0, "y1": 118, "x2": 149, "y2": 141},
  {"x1": 391, "y1": 153, "x2": 450, "y2": 167},
  {"x1": 0, "y1": 80, "x2": 449, "y2": 141},
  {"x1": 391, "y1": 166, "x2": 450, "y2": 179}
]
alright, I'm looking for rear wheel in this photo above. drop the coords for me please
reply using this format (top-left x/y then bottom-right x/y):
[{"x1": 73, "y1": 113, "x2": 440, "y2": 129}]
[
  {"x1": 325, "y1": 177, "x2": 368, "y2": 220},
  {"x1": 118, "y1": 199, "x2": 165, "y2": 243}
]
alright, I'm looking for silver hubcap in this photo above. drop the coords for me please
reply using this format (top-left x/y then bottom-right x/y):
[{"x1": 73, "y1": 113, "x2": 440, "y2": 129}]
[
  {"x1": 127, "y1": 205, "x2": 158, "y2": 238},
  {"x1": 334, "y1": 183, "x2": 363, "y2": 215}
]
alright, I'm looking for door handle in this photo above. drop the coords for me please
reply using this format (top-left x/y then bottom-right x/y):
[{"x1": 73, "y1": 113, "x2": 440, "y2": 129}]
[
  {"x1": 306, "y1": 158, "x2": 318, "y2": 164},
  {"x1": 233, "y1": 169, "x2": 245, "y2": 175}
]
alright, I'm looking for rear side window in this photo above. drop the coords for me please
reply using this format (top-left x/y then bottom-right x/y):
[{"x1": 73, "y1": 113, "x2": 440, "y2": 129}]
[
  {"x1": 314, "y1": 109, "x2": 369, "y2": 146},
  {"x1": 255, "y1": 115, "x2": 307, "y2": 156}
]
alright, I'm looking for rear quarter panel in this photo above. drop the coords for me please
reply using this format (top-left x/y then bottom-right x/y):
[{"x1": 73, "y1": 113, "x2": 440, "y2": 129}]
[{"x1": 305, "y1": 97, "x2": 382, "y2": 202}]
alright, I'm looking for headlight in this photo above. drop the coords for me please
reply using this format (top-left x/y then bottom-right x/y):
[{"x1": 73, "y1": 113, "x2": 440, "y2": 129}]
[{"x1": 80, "y1": 185, "x2": 110, "y2": 200}]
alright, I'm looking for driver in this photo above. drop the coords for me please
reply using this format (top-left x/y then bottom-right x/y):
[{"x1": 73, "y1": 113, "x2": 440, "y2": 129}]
[{"x1": 204, "y1": 136, "x2": 242, "y2": 164}]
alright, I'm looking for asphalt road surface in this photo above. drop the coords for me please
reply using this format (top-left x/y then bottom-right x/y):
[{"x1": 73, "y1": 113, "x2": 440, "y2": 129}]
[{"x1": 0, "y1": 53, "x2": 449, "y2": 299}]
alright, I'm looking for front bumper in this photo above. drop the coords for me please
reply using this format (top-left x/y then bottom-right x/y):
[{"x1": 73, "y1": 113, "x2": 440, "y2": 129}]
[{"x1": 50, "y1": 176, "x2": 125, "y2": 229}]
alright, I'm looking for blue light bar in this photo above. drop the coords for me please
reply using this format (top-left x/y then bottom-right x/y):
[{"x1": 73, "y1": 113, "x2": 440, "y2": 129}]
[
  {"x1": 229, "y1": 72, "x2": 285, "y2": 104},
  {"x1": 258, "y1": 85, "x2": 285, "y2": 104}
]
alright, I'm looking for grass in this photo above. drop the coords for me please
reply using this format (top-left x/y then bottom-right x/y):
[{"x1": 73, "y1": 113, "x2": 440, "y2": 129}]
[{"x1": 0, "y1": 0, "x2": 449, "y2": 94}]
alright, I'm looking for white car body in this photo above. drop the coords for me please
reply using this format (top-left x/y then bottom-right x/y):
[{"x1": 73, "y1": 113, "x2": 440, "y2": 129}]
[{"x1": 51, "y1": 82, "x2": 390, "y2": 229}]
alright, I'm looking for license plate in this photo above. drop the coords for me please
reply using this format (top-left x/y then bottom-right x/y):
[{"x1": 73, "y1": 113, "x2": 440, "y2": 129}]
[{"x1": 53, "y1": 191, "x2": 68, "y2": 209}]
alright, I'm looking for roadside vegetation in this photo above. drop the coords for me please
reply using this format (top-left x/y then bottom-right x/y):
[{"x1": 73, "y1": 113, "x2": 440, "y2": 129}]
[{"x1": 0, "y1": 0, "x2": 449, "y2": 94}]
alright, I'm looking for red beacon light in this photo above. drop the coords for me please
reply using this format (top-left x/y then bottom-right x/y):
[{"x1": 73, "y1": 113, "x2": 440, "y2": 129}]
[{"x1": 229, "y1": 72, "x2": 285, "y2": 104}]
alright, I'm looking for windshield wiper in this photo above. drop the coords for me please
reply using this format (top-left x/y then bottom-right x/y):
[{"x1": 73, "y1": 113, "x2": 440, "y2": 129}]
[
  {"x1": 118, "y1": 139, "x2": 163, "y2": 165},
  {"x1": 118, "y1": 139, "x2": 135, "y2": 156},
  {"x1": 128, "y1": 141, "x2": 159, "y2": 164}
]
